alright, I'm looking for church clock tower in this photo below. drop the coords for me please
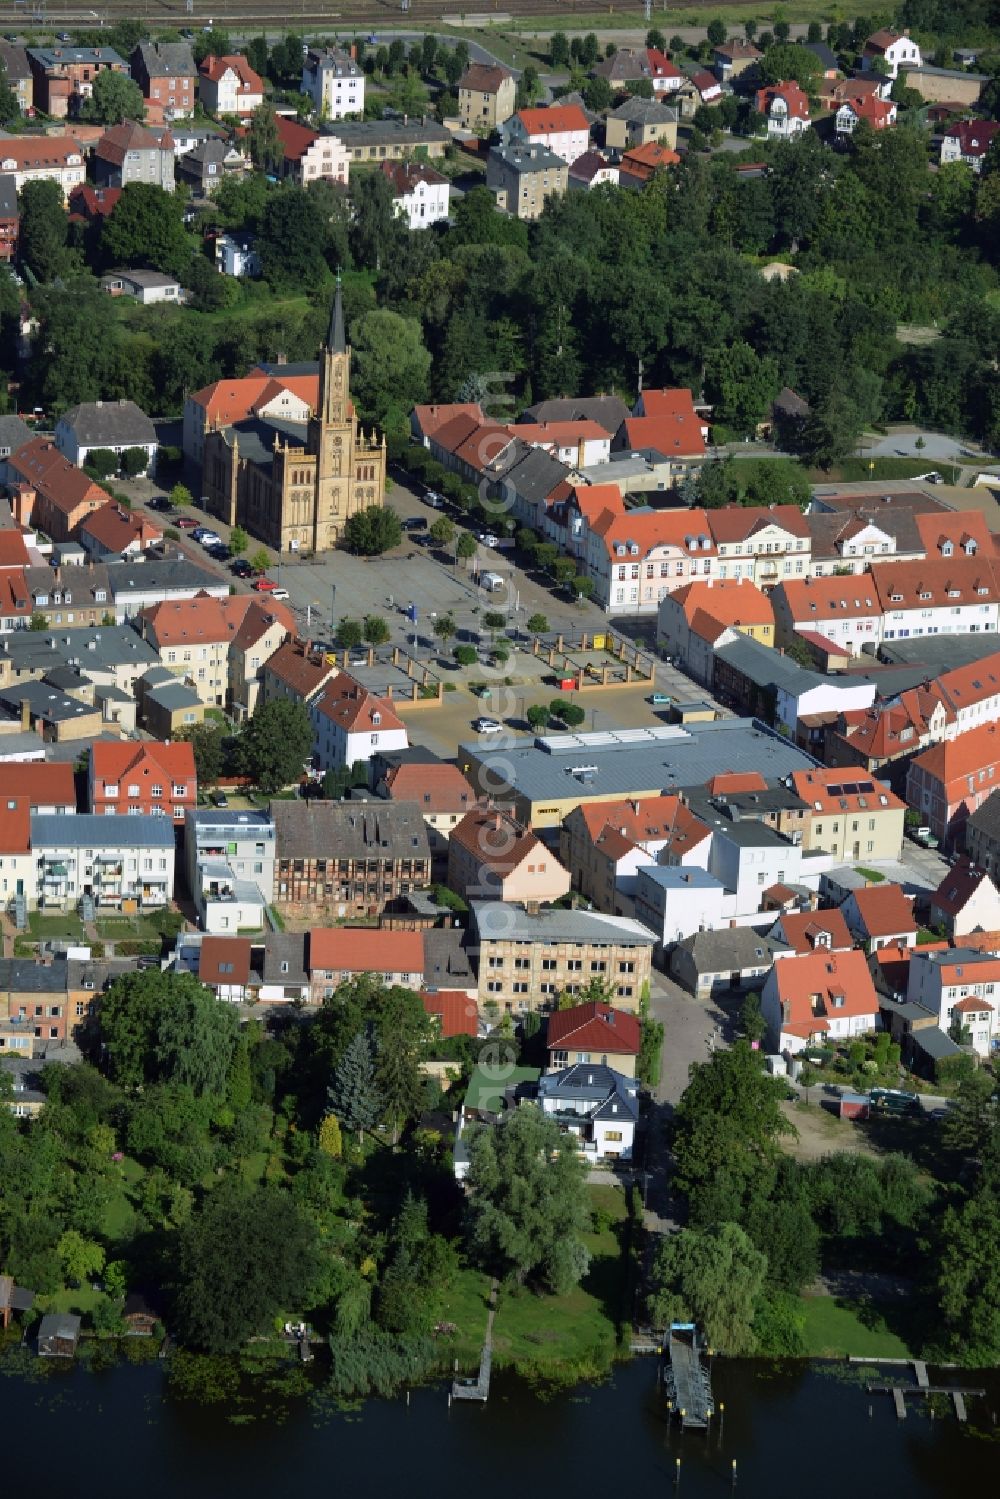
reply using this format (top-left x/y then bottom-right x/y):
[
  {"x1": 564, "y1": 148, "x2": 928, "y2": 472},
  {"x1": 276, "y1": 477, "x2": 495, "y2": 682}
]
[{"x1": 318, "y1": 274, "x2": 350, "y2": 427}]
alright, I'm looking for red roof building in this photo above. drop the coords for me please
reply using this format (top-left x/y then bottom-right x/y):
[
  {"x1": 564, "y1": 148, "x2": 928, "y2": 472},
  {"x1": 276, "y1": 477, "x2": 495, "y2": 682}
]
[
  {"x1": 308, "y1": 927, "x2": 426, "y2": 998},
  {"x1": 1, "y1": 760, "x2": 76, "y2": 813},
  {"x1": 5, "y1": 437, "x2": 112, "y2": 540},
  {"x1": 421, "y1": 989, "x2": 479, "y2": 1038},
  {"x1": 89, "y1": 739, "x2": 197, "y2": 823},
  {"x1": 907, "y1": 721, "x2": 1000, "y2": 845},
  {"x1": 762, "y1": 948, "x2": 880, "y2": 1053},
  {"x1": 546, "y1": 1001, "x2": 642, "y2": 1075}
]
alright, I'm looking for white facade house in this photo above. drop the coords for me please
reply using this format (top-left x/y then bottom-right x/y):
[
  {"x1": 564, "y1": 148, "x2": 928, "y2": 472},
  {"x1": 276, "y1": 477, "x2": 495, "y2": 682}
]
[
  {"x1": 507, "y1": 104, "x2": 591, "y2": 166},
  {"x1": 184, "y1": 808, "x2": 275, "y2": 932},
  {"x1": 536, "y1": 1066, "x2": 639, "y2": 1160},
  {"x1": 907, "y1": 947, "x2": 1000, "y2": 1058},
  {"x1": 309, "y1": 677, "x2": 408, "y2": 772},
  {"x1": 383, "y1": 161, "x2": 451, "y2": 229},
  {"x1": 707, "y1": 822, "x2": 802, "y2": 918},
  {"x1": 215, "y1": 233, "x2": 260, "y2": 278},
  {"x1": 862, "y1": 29, "x2": 921, "y2": 79},
  {"x1": 31, "y1": 813, "x2": 175, "y2": 911},
  {"x1": 302, "y1": 47, "x2": 364, "y2": 119},
  {"x1": 54, "y1": 400, "x2": 157, "y2": 475},
  {"x1": 633, "y1": 864, "x2": 728, "y2": 947},
  {"x1": 762, "y1": 948, "x2": 880, "y2": 1055}
]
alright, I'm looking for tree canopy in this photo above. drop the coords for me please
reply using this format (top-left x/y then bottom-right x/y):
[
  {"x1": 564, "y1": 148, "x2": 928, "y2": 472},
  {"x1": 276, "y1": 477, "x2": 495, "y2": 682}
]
[
  {"x1": 237, "y1": 699, "x2": 314, "y2": 794},
  {"x1": 99, "y1": 970, "x2": 238, "y2": 1095}
]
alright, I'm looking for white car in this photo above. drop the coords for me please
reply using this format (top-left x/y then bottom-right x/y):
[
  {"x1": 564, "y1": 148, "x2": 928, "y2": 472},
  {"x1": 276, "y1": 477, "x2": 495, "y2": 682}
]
[
  {"x1": 271, "y1": 588, "x2": 290, "y2": 600},
  {"x1": 198, "y1": 531, "x2": 222, "y2": 548},
  {"x1": 473, "y1": 717, "x2": 504, "y2": 734},
  {"x1": 478, "y1": 532, "x2": 500, "y2": 548}
]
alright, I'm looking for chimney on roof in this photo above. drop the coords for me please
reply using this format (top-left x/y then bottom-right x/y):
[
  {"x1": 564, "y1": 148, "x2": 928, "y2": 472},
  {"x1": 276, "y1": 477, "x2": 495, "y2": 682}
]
[{"x1": 20, "y1": 697, "x2": 30, "y2": 732}]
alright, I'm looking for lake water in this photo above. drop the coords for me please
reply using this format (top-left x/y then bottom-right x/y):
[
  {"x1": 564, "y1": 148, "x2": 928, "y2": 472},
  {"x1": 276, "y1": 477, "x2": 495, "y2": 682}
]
[{"x1": 4, "y1": 1355, "x2": 999, "y2": 1498}]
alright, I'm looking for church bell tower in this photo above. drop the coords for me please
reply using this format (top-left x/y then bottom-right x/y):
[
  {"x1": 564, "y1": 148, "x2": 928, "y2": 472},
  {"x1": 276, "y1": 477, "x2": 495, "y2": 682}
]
[{"x1": 318, "y1": 274, "x2": 350, "y2": 428}]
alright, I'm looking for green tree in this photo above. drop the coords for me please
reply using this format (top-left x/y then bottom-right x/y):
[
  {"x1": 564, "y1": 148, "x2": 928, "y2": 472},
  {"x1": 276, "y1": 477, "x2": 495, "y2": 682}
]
[
  {"x1": 349, "y1": 169, "x2": 404, "y2": 273},
  {"x1": 672, "y1": 1042, "x2": 792, "y2": 1197},
  {"x1": 432, "y1": 613, "x2": 456, "y2": 643},
  {"x1": 362, "y1": 614, "x2": 390, "y2": 646},
  {"x1": 18, "y1": 179, "x2": 69, "y2": 282},
  {"x1": 87, "y1": 448, "x2": 119, "y2": 479},
  {"x1": 706, "y1": 339, "x2": 780, "y2": 433},
  {"x1": 247, "y1": 103, "x2": 282, "y2": 172},
  {"x1": 526, "y1": 612, "x2": 548, "y2": 634},
  {"x1": 758, "y1": 43, "x2": 820, "y2": 90},
  {"x1": 249, "y1": 546, "x2": 271, "y2": 575},
  {"x1": 740, "y1": 991, "x2": 767, "y2": 1044},
  {"x1": 647, "y1": 28, "x2": 667, "y2": 51},
  {"x1": 936, "y1": 1183, "x2": 1000, "y2": 1363},
  {"x1": 465, "y1": 1104, "x2": 591, "y2": 1294},
  {"x1": 453, "y1": 644, "x2": 477, "y2": 666},
  {"x1": 550, "y1": 33, "x2": 570, "y2": 68},
  {"x1": 942, "y1": 1070, "x2": 998, "y2": 1156},
  {"x1": 238, "y1": 699, "x2": 314, "y2": 794},
  {"x1": 120, "y1": 446, "x2": 148, "y2": 478},
  {"x1": 707, "y1": 18, "x2": 728, "y2": 47},
  {"x1": 258, "y1": 184, "x2": 332, "y2": 290},
  {"x1": 456, "y1": 531, "x2": 477, "y2": 563},
  {"x1": 349, "y1": 310, "x2": 431, "y2": 434},
  {"x1": 526, "y1": 703, "x2": 550, "y2": 731},
  {"x1": 175, "y1": 720, "x2": 227, "y2": 785},
  {"x1": 337, "y1": 617, "x2": 364, "y2": 648},
  {"x1": 328, "y1": 1031, "x2": 381, "y2": 1140},
  {"x1": 0, "y1": 61, "x2": 18, "y2": 126},
  {"x1": 429, "y1": 516, "x2": 455, "y2": 548},
  {"x1": 798, "y1": 386, "x2": 865, "y2": 469},
  {"x1": 375, "y1": 989, "x2": 433, "y2": 1143},
  {"x1": 229, "y1": 525, "x2": 248, "y2": 558},
  {"x1": 82, "y1": 68, "x2": 145, "y2": 124},
  {"x1": 343, "y1": 504, "x2": 402, "y2": 556},
  {"x1": 102, "y1": 183, "x2": 192, "y2": 277},
  {"x1": 57, "y1": 1229, "x2": 106, "y2": 1288},
  {"x1": 318, "y1": 1113, "x2": 343, "y2": 1159},
  {"x1": 648, "y1": 1221, "x2": 767, "y2": 1353},
  {"x1": 172, "y1": 1183, "x2": 319, "y2": 1353},
  {"x1": 169, "y1": 482, "x2": 192, "y2": 509},
  {"x1": 28, "y1": 612, "x2": 48, "y2": 631}
]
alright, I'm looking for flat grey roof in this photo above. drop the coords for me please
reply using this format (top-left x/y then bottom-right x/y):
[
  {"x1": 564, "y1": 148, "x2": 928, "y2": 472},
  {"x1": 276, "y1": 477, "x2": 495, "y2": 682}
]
[
  {"x1": 638, "y1": 865, "x2": 722, "y2": 890},
  {"x1": 187, "y1": 808, "x2": 275, "y2": 835},
  {"x1": 464, "y1": 717, "x2": 817, "y2": 805},
  {"x1": 31, "y1": 813, "x2": 175, "y2": 848},
  {"x1": 715, "y1": 632, "x2": 827, "y2": 695},
  {"x1": 472, "y1": 901, "x2": 654, "y2": 946},
  {"x1": 876, "y1": 634, "x2": 1000, "y2": 671}
]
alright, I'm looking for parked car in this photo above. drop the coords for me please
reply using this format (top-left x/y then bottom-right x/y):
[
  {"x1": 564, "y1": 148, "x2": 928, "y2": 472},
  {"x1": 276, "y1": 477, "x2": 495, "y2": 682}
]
[
  {"x1": 148, "y1": 496, "x2": 173, "y2": 512},
  {"x1": 347, "y1": 653, "x2": 369, "y2": 667},
  {"x1": 423, "y1": 488, "x2": 442, "y2": 507},
  {"x1": 271, "y1": 588, "x2": 290, "y2": 600},
  {"x1": 649, "y1": 692, "x2": 672, "y2": 706},
  {"x1": 231, "y1": 558, "x2": 253, "y2": 578},
  {"x1": 198, "y1": 532, "x2": 223, "y2": 548},
  {"x1": 403, "y1": 516, "x2": 427, "y2": 531},
  {"x1": 478, "y1": 532, "x2": 500, "y2": 548},
  {"x1": 176, "y1": 516, "x2": 198, "y2": 530},
  {"x1": 212, "y1": 790, "x2": 229, "y2": 808},
  {"x1": 253, "y1": 578, "x2": 279, "y2": 592},
  {"x1": 473, "y1": 717, "x2": 504, "y2": 734}
]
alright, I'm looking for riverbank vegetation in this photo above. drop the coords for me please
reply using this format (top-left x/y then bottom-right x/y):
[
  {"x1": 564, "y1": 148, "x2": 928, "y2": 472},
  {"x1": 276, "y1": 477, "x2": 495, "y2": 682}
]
[
  {"x1": 0, "y1": 969, "x2": 636, "y2": 1399},
  {"x1": 647, "y1": 1041, "x2": 1000, "y2": 1365}
]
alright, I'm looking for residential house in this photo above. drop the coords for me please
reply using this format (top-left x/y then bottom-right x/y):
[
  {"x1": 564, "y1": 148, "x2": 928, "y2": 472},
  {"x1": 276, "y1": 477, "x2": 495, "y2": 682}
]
[
  {"x1": 138, "y1": 669, "x2": 204, "y2": 739},
  {"x1": 507, "y1": 419, "x2": 610, "y2": 467},
  {"x1": 0, "y1": 801, "x2": 35, "y2": 907},
  {"x1": 604, "y1": 96, "x2": 679, "y2": 151},
  {"x1": 506, "y1": 103, "x2": 590, "y2": 165},
  {"x1": 100, "y1": 268, "x2": 183, "y2": 305},
  {"x1": 0, "y1": 175, "x2": 18, "y2": 263},
  {"x1": 675, "y1": 71, "x2": 722, "y2": 117},
  {"x1": 560, "y1": 793, "x2": 711, "y2": 914},
  {"x1": 835, "y1": 94, "x2": 897, "y2": 133},
  {"x1": 67, "y1": 183, "x2": 121, "y2": 228},
  {"x1": 769, "y1": 906, "x2": 853, "y2": 955},
  {"x1": 0, "y1": 42, "x2": 33, "y2": 113},
  {"x1": 669, "y1": 926, "x2": 790, "y2": 999},
  {"x1": 185, "y1": 806, "x2": 275, "y2": 932},
  {"x1": 712, "y1": 40, "x2": 762, "y2": 82},
  {"x1": 4, "y1": 437, "x2": 111, "y2": 541},
  {"x1": 702, "y1": 806, "x2": 803, "y2": 917},
  {"x1": 0, "y1": 1274, "x2": 34, "y2": 1328},
  {"x1": 198, "y1": 935, "x2": 254, "y2": 1002},
  {"x1": 657, "y1": 578, "x2": 774, "y2": 683},
  {"x1": 486, "y1": 141, "x2": 568, "y2": 220},
  {"x1": 771, "y1": 574, "x2": 883, "y2": 656},
  {"x1": 862, "y1": 28, "x2": 921, "y2": 80},
  {"x1": 26, "y1": 44, "x2": 127, "y2": 118},
  {"x1": 448, "y1": 807, "x2": 571, "y2": 905},
  {"x1": 585, "y1": 507, "x2": 716, "y2": 616},
  {"x1": 107, "y1": 556, "x2": 230, "y2": 622},
  {"x1": 457, "y1": 62, "x2": 516, "y2": 131},
  {"x1": 0, "y1": 760, "x2": 76, "y2": 814},
  {"x1": 77, "y1": 506, "x2": 162, "y2": 561},
  {"x1": 685, "y1": 773, "x2": 811, "y2": 844},
  {"x1": 301, "y1": 45, "x2": 363, "y2": 118},
  {"x1": 618, "y1": 140, "x2": 680, "y2": 186},
  {"x1": 371, "y1": 752, "x2": 477, "y2": 854},
  {"x1": 183, "y1": 365, "x2": 318, "y2": 468},
  {"x1": 0, "y1": 958, "x2": 73, "y2": 1041},
  {"x1": 545, "y1": 1000, "x2": 641, "y2": 1076},
  {"x1": 0, "y1": 136, "x2": 84, "y2": 199},
  {"x1": 130, "y1": 40, "x2": 197, "y2": 121},
  {"x1": 929, "y1": 861, "x2": 1000, "y2": 938},
  {"x1": 323, "y1": 117, "x2": 451, "y2": 162},
  {"x1": 258, "y1": 932, "x2": 310, "y2": 1003},
  {"x1": 907, "y1": 946, "x2": 1000, "y2": 1057},
  {"x1": 841, "y1": 883, "x2": 917, "y2": 951},
  {"x1": 520, "y1": 394, "x2": 630, "y2": 436},
  {"x1": 93, "y1": 121, "x2": 175, "y2": 191},
  {"x1": 274, "y1": 115, "x2": 350, "y2": 186},
  {"x1": 567, "y1": 151, "x2": 619, "y2": 190},
  {"x1": 906, "y1": 722, "x2": 1000, "y2": 846},
  {"x1": 421, "y1": 989, "x2": 479, "y2": 1040},
  {"x1": 138, "y1": 593, "x2": 293, "y2": 709},
  {"x1": 198, "y1": 54, "x2": 264, "y2": 117},
  {"x1": 940, "y1": 119, "x2": 1000, "y2": 172},
  {"x1": 380, "y1": 160, "x2": 450, "y2": 229},
  {"x1": 88, "y1": 739, "x2": 196, "y2": 826},
  {"x1": 708, "y1": 504, "x2": 812, "y2": 592},
  {"x1": 615, "y1": 387, "x2": 706, "y2": 463},
  {"x1": 309, "y1": 674, "x2": 408, "y2": 772},
  {"x1": 262, "y1": 637, "x2": 339, "y2": 709},
  {"x1": 31, "y1": 812, "x2": 175, "y2": 911},
  {"x1": 176, "y1": 136, "x2": 248, "y2": 195},
  {"x1": 0, "y1": 414, "x2": 30, "y2": 465},
  {"x1": 37, "y1": 1313, "x2": 81, "y2": 1358},
  {"x1": 755, "y1": 80, "x2": 811, "y2": 136},
  {"x1": 215, "y1": 232, "x2": 260, "y2": 278},
  {"x1": 874, "y1": 555, "x2": 1000, "y2": 645},
  {"x1": 308, "y1": 927, "x2": 424, "y2": 1000},
  {"x1": 762, "y1": 948, "x2": 880, "y2": 1053},
  {"x1": 536, "y1": 1064, "x2": 639, "y2": 1160},
  {"x1": 803, "y1": 41, "x2": 840, "y2": 78},
  {"x1": 634, "y1": 863, "x2": 729, "y2": 947},
  {"x1": 272, "y1": 799, "x2": 431, "y2": 918},
  {"x1": 55, "y1": 399, "x2": 158, "y2": 475},
  {"x1": 790, "y1": 767, "x2": 905, "y2": 861},
  {"x1": 472, "y1": 901, "x2": 653, "y2": 1014}
]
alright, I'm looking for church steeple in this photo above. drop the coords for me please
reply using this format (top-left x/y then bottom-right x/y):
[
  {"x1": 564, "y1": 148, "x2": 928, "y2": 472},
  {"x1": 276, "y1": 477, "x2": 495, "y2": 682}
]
[
  {"x1": 329, "y1": 272, "x2": 346, "y2": 355},
  {"x1": 317, "y1": 275, "x2": 349, "y2": 428}
]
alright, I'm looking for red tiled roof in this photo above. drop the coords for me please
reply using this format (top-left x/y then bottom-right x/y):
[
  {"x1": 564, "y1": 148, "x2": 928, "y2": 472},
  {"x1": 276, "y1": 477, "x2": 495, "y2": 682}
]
[
  {"x1": 0, "y1": 570, "x2": 33, "y2": 623},
  {"x1": 619, "y1": 412, "x2": 704, "y2": 457},
  {"x1": 911, "y1": 722, "x2": 1000, "y2": 788},
  {"x1": 309, "y1": 927, "x2": 424, "y2": 974},
  {"x1": 646, "y1": 47, "x2": 682, "y2": 79},
  {"x1": 78, "y1": 505, "x2": 162, "y2": 553},
  {"x1": 450, "y1": 808, "x2": 545, "y2": 872},
  {"x1": 95, "y1": 120, "x2": 172, "y2": 166},
  {"x1": 707, "y1": 503, "x2": 810, "y2": 544},
  {"x1": 380, "y1": 761, "x2": 476, "y2": 813},
  {"x1": 274, "y1": 114, "x2": 318, "y2": 162},
  {"x1": 873, "y1": 554, "x2": 1000, "y2": 613},
  {"x1": 141, "y1": 592, "x2": 294, "y2": 647},
  {"x1": 517, "y1": 103, "x2": 590, "y2": 135},
  {"x1": 547, "y1": 1001, "x2": 641, "y2": 1056},
  {"x1": 263, "y1": 639, "x2": 337, "y2": 698},
  {"x1": 458, "y1": 62, "x2": 511, "y2": 94},
  {"x1": 953, "y1": 994, "x2": 994, "y2": 1014},
  {"x1": 412, "y1": 403, "x2": 484, "y2": 440},
  {"x1": 944, "y1": 119, "x2": 1000, "y2": 157},
  {"x1": 931, "y1": 861, "x2": 995, "y2": 917},
  {"x1": 199, "y1": 936, "x2": 252, "y2": 986},
  {"x1": 7, "y1": 438, "x2": 112, "y2": 519},
  {"x1": 774, "y1": 908, "x2": 853, "y2": 955},
  {"x1": 791, "y1": 767, "x2": 904, "y2": 817},
  {"x1": 577, "y1": 793, "x2": 710, "y2": 856},
  {"x1": 772, "y1": 948, "x2": 880, "y2": 1027},
  {"x1": 379, "y1": 158, "x2": 448, "y2": 194},
  {"x1": 0, "y1": 531, "x2": 30, "y2": 569},
  {"x1": 848, "y1": 884, "x2": 916, "y2": 938},
  {"x1": 705, "y1": 771, "x2": 768, "y2": 795},
  {"x1": 0, "y1": 803, "x2": 30, "y2": 854},
  {"x1": 199, "y1": 53, "x2": 264, "y2": 92},
  {"x1": 670, "y1": 578, "x2": 774, "y2": 629},
  {"x1": 1, "y1": 760, "x2": 76, "y2": 808},
  {"x1": 0, "y1": 136, "x2": 81, "y2": 170},
  {"x1": 68, "y1": 184, "x2": 121, "y2": 220},
  {"x1": 421, "y1": 989, "x2": 479, "y2": 1037},
  {"x1": 591, "y1": 506, "x2": 715, "y2": 561},
  {"x1": 312, "y1": 675, "x2": 405, "y2": 735},
  {"x1": 755, "y1": 80, "x2": 810, "y2": 118},
  {"x1": 91, "y1": 739, "x2": 196, "y2": 789},
  {"x1": 621, "y1": 140, "x2": 680, "y2": 173}
]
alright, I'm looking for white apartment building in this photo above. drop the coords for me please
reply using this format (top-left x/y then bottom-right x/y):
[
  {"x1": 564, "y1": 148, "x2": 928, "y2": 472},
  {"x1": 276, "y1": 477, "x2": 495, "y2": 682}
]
[
  {"x1": 302, "y1": 47, "x2": 364, "y2": 119},
  {"x1": 31, "y1": 814, "x2": 175, "y2": 911}
]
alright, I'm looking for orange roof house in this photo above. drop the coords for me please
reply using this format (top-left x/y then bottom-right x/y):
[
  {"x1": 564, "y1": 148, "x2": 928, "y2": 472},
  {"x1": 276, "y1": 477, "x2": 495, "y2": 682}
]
[
  {"x1": 309, "y1": 927, "x2": 426, "y2": 995},
  {"x1": 89, "y1": 739, "x2": 197, "y2": 821},
  {"x1": 546, "y1": 1001, "x2": 642, "y2": 1075},
  {"x1": 1, "y1": 760, "x2": 76, "y2": 812},
  {"x1": 448, "y1": 807, "x2": 571, "y2": 903},
  {"x1": 619, "y1": 140, "x2": 680, "y2": 183},
  {"x1": 421, "y1": 989, "x2": 480, "y2": 1038},
  {"x1": 907, "y1": 721, "x2": 1000, "y2": 845},
  {"x1": 762, "y1": 948, "x2": 880, "y2": 1053},
  {"x1": 5, "y1": 437, "x2": 112, "y2": 540},
  {"x1": 841, "y1": 883, "x2": 917, "y2": 950}
]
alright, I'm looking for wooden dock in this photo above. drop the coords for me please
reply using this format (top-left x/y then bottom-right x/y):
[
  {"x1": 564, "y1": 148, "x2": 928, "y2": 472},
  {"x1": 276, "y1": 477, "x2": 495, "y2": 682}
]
[
  {"x1": 870, "y1": 1382, "x2": 985, "y2": 1421},
  {"x1": 663, "y1": 1324, "x2": 714, "y2": 1432},
  {"x1": 451, "y1": 1279, "x2": 497, "y2": 1404}
]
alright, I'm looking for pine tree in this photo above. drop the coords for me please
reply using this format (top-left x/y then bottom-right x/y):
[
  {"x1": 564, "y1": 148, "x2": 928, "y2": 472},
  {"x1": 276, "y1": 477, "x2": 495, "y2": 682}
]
[{"x1": 328, "y1": 1032, "x2": 380, "y2": 1141}]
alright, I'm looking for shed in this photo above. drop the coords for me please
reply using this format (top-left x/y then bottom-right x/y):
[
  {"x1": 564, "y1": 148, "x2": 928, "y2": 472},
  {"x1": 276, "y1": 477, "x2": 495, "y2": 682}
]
[
  {"x1": 37, "y1": 1311, "x2": 81, "y2": 1357},
  {"x1": 839, "y1": 1091, "x2": 870, "y2": 1121}
]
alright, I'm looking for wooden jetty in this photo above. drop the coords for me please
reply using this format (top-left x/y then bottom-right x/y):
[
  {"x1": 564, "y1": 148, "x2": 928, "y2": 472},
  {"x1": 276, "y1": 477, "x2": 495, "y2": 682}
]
[
  {"x1": 451, "y1": 1279, "x2": 497, "y2": 1404},
  {"x1": 868, "y1": 1357, "x2": 984, "y2": 1423},
  {"x1": 663, "y1": 1324, "x2": 714, "y2": 1431}
]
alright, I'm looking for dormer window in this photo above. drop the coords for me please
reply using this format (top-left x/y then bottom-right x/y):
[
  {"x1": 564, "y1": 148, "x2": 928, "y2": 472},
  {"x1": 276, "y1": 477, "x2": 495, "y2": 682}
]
[{"x1": 941, "y1": 540, "x2": 954, "y2": 556}]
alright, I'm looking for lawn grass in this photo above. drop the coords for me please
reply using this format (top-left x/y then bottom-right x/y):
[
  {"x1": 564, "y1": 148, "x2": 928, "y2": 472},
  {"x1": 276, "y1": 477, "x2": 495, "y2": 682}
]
[
  {"x1": 96, "y1": 910, "x2": 183, "y2": 942},
  {"x1": 43, "y1": 1285, "x2": 105, "y2": 1320},
  {"x1": 799, "y1": 1296, "x2": 914, "y2": 1359},
  {"x1": 27, "y1": 911, "x2": 84, "y2": 941},
  {"x1": 809, "y1": 457, "x2": 960, "y2": 484}
]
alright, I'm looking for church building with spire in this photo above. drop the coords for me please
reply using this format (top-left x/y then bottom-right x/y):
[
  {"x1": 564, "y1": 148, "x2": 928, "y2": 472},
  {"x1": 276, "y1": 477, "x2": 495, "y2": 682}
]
[{"x1": 201, "y1": 280, "x2": 386, "y2": 554}]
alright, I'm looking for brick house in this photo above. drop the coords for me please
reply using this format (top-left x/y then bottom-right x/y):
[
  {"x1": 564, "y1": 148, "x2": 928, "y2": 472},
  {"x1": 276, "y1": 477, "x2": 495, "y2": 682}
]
[
  {"x1": 26, "y1": 44, "x2": 127, "y2": 118},
  {"x1": 88, "y1": 739, "x2": 196, "y2": 825},
  {"x1": 308, "y1": 927, "x2": 425, "y2": 1000},
  {"x1": 906, "y1": 722, "x2": 1000, "y2": 847},
  {"x1": 4, "y1": 437, "x2": 111, "y2": 540},
  {"x1": 130, "y1": 40, "x2": 197, "y2": 121}
]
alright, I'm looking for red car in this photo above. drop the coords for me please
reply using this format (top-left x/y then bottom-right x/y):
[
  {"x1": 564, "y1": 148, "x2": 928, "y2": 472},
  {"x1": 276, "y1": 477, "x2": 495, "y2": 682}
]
[
  {"x1": 176, "y1": 516, "x2": 198, "y2": 530},
  {"x1": 253, "y1": 577, "x2": 278, "y2": 592}
]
